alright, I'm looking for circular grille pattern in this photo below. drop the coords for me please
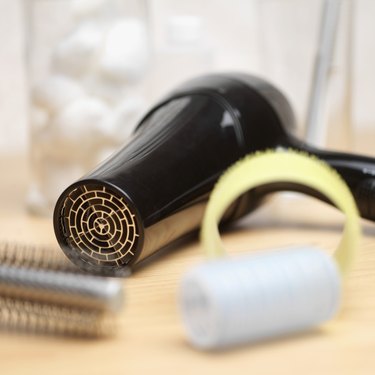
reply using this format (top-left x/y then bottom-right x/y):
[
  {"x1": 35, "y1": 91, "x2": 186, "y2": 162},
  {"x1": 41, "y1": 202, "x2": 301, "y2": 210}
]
[{"x1": 59, "y1": 183, "x2": 140, "y2": 269}]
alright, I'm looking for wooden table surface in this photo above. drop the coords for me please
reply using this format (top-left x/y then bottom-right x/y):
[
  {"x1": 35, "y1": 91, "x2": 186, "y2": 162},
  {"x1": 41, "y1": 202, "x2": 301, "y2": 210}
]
[{"x1": 0, "y1": 154, "x2": 374, "y2": 375}]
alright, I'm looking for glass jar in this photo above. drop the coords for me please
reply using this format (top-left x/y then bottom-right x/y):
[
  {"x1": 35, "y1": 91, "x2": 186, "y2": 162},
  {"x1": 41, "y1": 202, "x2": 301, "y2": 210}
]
[
  {"x1": 255, "y1": 0, "x2": 354, "y2": 151},
  {"x1": 24, "y1": 0, "x2": 150, "y2": 216}
]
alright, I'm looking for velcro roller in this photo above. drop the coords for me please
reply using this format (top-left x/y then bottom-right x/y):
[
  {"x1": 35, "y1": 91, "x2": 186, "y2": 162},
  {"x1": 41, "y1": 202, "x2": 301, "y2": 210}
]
[{"x1": 179, "y1": 150, "x2": 361, "y2": 349}]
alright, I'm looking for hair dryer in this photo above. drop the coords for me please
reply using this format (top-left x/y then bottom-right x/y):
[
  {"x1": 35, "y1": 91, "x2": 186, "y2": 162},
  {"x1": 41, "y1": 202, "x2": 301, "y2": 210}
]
[{"x1": 54, "y1": 73, "x2": 375, "y2": 275}]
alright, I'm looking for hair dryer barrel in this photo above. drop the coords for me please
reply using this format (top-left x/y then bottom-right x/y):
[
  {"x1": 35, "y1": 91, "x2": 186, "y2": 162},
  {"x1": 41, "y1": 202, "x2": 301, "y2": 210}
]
[
  {"x1": 54, "y1": 74, "x2": 375, "y2": 276},
  {"x1": 54, "y1": 74, "x2": 294, "y2": 275}
]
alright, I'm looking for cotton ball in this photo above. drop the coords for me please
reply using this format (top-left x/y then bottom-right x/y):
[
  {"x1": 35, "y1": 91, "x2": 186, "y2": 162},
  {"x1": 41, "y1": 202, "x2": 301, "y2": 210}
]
[
  {"x1": 32, "y1": 126, "x2": 62, "y2": 159},
  {"x1": 71, "y1": 0, "x2": 107, "y2": 19},
  {"x1": 32, "y1": 75, "x2": 85, "y2": 114},
  {"x1": 45, "y1": 166, "x2": 79, "y2": 201},
  {"x1": 40, "y1": 161, "x2": 85, "y2": 205},
  {"x1": 53, "y1": 97, "x2": 112, "y2": 147},
  {"x1": 99, "y1": 18, "x2": 150, "y2": 83},
  {"x1": 27, "y1": 153, "x2": 94, "y2": 217},
  {"x1": 83, "y1": 74, "x2": 127, "y2": 104},
  {"x1": 26, "y1": 183, "x2": 50, "y2": 217},
  {"x1": 30, "y1": 106, "x2": 50, "y2": 133},
  {"x1": 103, "y1": 96, "x2": 145, "y2": 141},
  {"x1": 52, "y1": 22, "x2": 104, "y2": 78}
]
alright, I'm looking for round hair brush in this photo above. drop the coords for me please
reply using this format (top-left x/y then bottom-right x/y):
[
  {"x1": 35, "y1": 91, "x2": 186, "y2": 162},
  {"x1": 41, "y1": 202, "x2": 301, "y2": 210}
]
[
  {"x1": 54, "y1": 73, "x2": 375, "y2": 276},
  {"x1": 0, "y1": 242, "x2": 124, "y2": 337}
]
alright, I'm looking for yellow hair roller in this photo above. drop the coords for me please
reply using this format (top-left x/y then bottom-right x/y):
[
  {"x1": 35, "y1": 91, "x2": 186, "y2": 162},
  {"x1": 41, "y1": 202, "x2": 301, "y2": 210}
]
[{"x1": 179, "y1": 150, "x2": 361, "y2": 350}]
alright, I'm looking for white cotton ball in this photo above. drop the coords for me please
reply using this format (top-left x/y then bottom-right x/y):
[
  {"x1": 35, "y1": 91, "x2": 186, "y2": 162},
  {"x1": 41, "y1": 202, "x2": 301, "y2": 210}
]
[
  {"x1": 52, "y1": 22, "x2": 104, "y2": 78},
  {"x1": 30, "y1": 106, "x2": 50, "y2": 133},
  {"x1": 32, "y1": 75, "x2": 85, "y2": 114},
  {"x1": 71, "y1": 0, "x2": 107, "y2": 19},
  {"x1": 26, "y1": 183, "x2": 51, "y2": 217},
  {"x1": 53, "y1": 97, "x2": 112, "y2": 146},
  {"x1": 39, "y1": 161, "x2": 85, "y2": 208},
  {"x1": 83, "y1": 74, "x2": 127, "y2": 104},
  {"x1": 102, "y1": 96, "x2": 145, "y2": 140},
  {"x1": 32, "y1": 127, "x2": 66, "y2": 161},
  {"x1": 99, "y1": 18, "x2": 150, "y2": 83}
]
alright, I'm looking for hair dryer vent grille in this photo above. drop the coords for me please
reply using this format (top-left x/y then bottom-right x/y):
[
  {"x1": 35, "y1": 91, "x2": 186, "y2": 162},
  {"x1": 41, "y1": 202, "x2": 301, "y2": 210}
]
[{"x1": 57, "y1": 183, "x2": 140, "y2": 271}]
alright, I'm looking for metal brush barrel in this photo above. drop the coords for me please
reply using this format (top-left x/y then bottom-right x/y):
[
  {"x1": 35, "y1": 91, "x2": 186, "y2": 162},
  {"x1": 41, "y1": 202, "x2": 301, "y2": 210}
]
[
  {"x1": 0, "y1": 264, "x2": 124, "y2": 312},
  {"x1": 0, "y1": 245, "x2": 124, "y2": 337},
  {"x1": 0, "y1": 295, "x2": 114, "y2": 337}
]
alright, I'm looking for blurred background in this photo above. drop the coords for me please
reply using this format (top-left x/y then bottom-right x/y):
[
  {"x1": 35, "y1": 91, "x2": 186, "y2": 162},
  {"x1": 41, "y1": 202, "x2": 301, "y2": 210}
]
[
  {"x1": 0, "y1": 0, "x2": 374, "y2": 215},
  {"x1": 0, "y1": 3, "x2": 374, "y2": 371}
]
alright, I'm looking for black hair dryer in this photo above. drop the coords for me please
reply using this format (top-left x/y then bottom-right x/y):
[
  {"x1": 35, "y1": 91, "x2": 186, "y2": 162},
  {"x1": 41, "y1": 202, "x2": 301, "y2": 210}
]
[{"x1": 54, "y1": 73, "x2": 375, "y2": 275}]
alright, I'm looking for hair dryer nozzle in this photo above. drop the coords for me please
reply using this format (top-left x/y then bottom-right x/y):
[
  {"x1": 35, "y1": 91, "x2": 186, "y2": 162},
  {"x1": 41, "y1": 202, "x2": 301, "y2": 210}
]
[{"x1": 54, "y1": 181, "x2": 144, "y2": 275}]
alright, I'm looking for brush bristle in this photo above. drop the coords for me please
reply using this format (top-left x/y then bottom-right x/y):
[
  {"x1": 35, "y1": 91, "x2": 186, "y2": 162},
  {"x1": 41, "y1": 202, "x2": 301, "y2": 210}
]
[
  {"x1": 0, "y1": 296, "x2": 115, "y2": 338},
  {"x1": 0, "y1": 242, "x2": 80, "y2": 273},
  {"x1": 0, "y1": 242, "x2": 123, "y2": 338}
]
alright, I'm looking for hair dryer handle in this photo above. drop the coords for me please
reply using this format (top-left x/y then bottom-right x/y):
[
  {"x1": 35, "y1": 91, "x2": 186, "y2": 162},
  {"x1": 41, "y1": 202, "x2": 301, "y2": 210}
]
[{"x1": 291, "y1": 137, "x2": 375, "y2": 221}]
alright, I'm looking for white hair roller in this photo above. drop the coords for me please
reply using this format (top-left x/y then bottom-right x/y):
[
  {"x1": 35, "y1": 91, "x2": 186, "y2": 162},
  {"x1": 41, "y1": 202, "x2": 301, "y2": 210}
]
[{"x1": 179, "y1": 150, "x2": 361, "y2": 350}]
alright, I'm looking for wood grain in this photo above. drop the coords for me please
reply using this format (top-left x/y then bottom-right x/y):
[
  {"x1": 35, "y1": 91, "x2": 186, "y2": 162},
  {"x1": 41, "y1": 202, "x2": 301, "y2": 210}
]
[{"x1": 0, "y1": 156, "x2": 374, "y2": 375}]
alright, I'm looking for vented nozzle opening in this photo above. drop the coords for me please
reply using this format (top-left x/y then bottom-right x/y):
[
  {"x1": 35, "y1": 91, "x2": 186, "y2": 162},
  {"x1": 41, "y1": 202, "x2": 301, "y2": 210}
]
[{"x1": 54, "y1": 181, "x2": 142, "y2": 275}]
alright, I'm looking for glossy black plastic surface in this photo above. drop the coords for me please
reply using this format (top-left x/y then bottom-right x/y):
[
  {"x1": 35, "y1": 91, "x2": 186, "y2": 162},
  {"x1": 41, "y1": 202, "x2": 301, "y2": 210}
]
[
  {"x1": 86, "y1": 74, "x2": 295, "y2": 226},
  {"x1": 54, "y1": 73, "x2": 375, "y2": 274}
]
